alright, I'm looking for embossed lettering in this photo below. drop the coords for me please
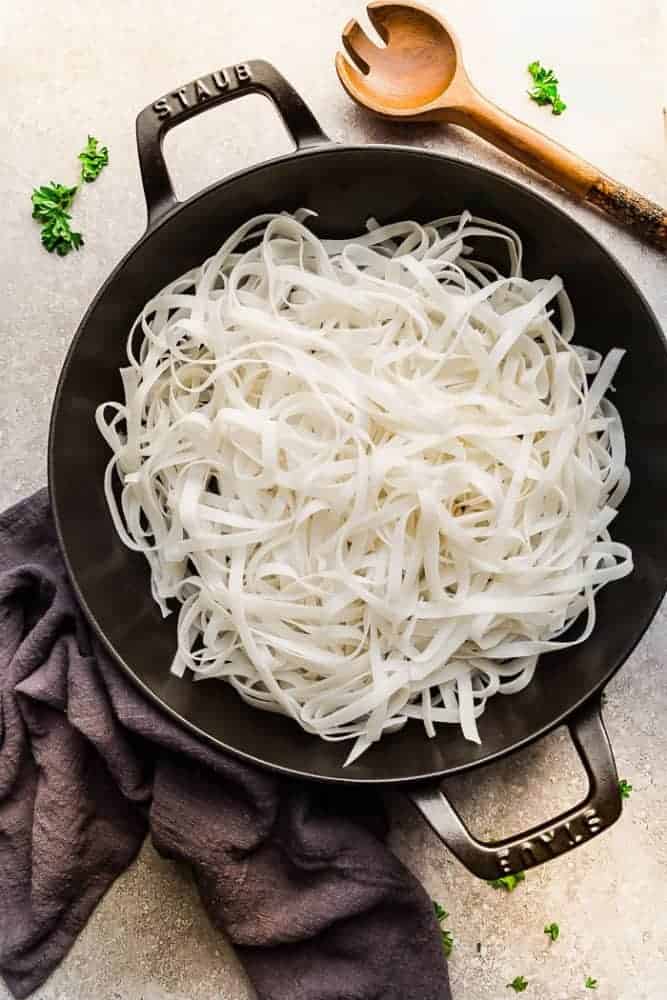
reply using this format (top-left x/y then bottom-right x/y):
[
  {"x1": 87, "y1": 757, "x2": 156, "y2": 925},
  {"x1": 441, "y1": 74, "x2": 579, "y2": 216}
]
[
  {"x1": 496, "y1": 850, "x2": 511, "y2": 873},
  {"x1": 562, "y1": 821, "x2": 583, "y2": 846},
  {"x1": 584, "y1": 809, "x2": 603, "y2": 834},
  {"x1": 173, "y1": 88, "x2": 190, "y2": 109},
  {"x1": 213, "y1": 69, "x2": 230, "y2": 90},
  {"x1": 153, "y1": 97, "x2": 171, "y2": 119},
  {"x1": 195, "y1": 79, "x2": 212, "y2": 102},
  {"x1": 235, "y1": 63, "x2": 252, "y2": 83},
  {"x1": 538, "y1": 830, "x2": 556, "y2": 855},
  {"x1": 520, "y1": 841, "x2": 540, "y2": 867},
  {"x1": 492, "y1": 815, "x2": 604, "y2": 879}
]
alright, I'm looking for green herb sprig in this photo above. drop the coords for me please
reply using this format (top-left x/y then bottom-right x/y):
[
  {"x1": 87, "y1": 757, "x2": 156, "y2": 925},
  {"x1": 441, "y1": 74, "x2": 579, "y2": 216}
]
[
  {"x1": 433, "y1": 901, "x2": 454, "y2": 958},
  {"x1": 544, "y1": 922, "x2": 560, "y2": 942},
  {"x1": 31, "y1": 182, "x2": 77, "y2": 221},
  {"x1": 585, "y1": 976, "x2": 598, "y2": 989},
  {"x1": 508, "y1": 975, "x2": 528, "y2": 992},
  {"x1": 78, "y1": 135, "x2": 109, "y2": 183},
  {"x1": 527, "y1": 61, "x2": 567, "y2": 115},
  {"x1": 619, "y1": 779, "x2": 633, "y2": 799},
  {"x1": 31, "y1": 183, "x2": 82, "y2": 256},
  {"x1": 490, "y1": 871, "x2": 525, "y2": 892}
]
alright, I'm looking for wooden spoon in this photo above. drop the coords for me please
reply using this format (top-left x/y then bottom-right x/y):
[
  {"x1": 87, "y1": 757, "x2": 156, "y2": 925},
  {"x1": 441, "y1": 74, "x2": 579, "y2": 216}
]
[{"x1": 336, "y1": 0, "x2": 666, "y2": 251}]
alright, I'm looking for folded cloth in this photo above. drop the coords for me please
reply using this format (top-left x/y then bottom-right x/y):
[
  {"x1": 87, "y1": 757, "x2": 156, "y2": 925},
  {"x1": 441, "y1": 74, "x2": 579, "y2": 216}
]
[{"x1": 0, "y1": 490, "x2": 451, "y2": 1000}]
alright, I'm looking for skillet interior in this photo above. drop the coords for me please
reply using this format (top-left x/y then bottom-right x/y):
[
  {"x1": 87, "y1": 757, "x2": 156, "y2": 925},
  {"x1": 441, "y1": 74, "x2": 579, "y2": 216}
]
[{"x1": 49, "y1": 145, "x2": 667, "y2": 783}]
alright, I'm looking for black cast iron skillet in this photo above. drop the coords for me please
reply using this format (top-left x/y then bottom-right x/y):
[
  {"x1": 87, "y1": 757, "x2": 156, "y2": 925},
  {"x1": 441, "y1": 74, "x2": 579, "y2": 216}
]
[{"x1": 49, "y1": 60, "x2": 667, "y2": 880}]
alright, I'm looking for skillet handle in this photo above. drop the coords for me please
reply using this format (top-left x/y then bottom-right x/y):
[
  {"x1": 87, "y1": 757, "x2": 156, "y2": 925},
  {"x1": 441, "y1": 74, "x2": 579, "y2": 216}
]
[
  {"x1": 406, "y1": 698, "x2": 622, "y2": 880},
  {"x1": 136, "y1": 59, "x2": 329, "y2": 229}
]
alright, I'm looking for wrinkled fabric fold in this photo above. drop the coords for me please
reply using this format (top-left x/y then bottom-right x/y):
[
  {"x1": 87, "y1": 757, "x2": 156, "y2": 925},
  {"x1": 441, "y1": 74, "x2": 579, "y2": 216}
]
[{"x1": 0, "y1": 489, "x2": 450, "y2": 1000}]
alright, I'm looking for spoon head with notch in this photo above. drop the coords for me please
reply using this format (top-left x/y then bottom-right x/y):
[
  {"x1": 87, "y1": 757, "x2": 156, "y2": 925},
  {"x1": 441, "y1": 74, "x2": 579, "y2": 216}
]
[{"x1": 336, "y1": 1, "x2": 469, "y2": 118}]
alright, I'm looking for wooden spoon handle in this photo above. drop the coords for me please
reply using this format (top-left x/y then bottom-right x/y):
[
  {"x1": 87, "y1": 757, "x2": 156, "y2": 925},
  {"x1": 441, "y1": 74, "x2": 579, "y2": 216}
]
[
  {"x1": 446, "y1": 91, "x2": 667, "y2": 251},
  {"x1": 586, "y1": 177, "x2": 667, "y2": 249}
]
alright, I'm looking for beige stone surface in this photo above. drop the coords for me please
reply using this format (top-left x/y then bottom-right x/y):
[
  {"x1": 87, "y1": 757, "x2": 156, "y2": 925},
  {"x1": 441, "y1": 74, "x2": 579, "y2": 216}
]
[{"x1": 1, "y1": 1, "x2": 666, "y2": 998}]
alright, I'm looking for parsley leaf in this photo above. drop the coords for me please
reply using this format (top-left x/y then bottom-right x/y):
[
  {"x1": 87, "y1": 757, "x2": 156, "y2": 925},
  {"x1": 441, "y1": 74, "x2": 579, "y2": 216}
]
[
  {"x1": 527, "y1": 61, "x2": 567, "y2": 115},
  {"x1": 433, "y1": 900, "x2": 454, "y2": 958},
  {"x1": 31, "y1": 182, "x2": 83, "y2": 256},
  {"x1": 31, "y1": 183, "x2": 78, "y2": 222},
  {"x1": 585, "y1": 977, "x2": 598, "y2": 989},
  {"x1": 489, "y1": 871, "x2": 525, "y2": 892},
  {"x1": 508, "y1": 975, "x2": 528, "y2": 992},
  {"x1": 40, "y1": 212, "x2": 83, "y2": 256},
  {"x1": 78, "y1": 135, "x2": 109, "y2": 183},
  {"x1": 619, "y1": 779, "x2": 633, "y2": 799},
  {"x1": 544, "y1": 922, "x2": 559, "y2": 942}
]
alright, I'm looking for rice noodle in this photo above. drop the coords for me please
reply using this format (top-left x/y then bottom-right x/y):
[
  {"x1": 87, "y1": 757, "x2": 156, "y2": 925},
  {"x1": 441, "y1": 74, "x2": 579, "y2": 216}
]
[{"x1": 96, "y1": 211, "x2": 632, "y2": 765}]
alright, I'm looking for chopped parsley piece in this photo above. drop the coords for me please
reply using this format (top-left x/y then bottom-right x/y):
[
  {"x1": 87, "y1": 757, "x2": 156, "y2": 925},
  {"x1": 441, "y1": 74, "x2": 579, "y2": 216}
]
[
  {"x1": 544, "y1": 922, "x2": 560, "y2": 942},
  {"x1": 490, "y1": 871, "x2": 526, "y2": 892},
  {"x1": 31, "y1": 183, "x2": 83, "y2": 256},
  {"x1": 78, "y1": 135, "x2": 109, "y2": 182},
  {"x1": 508, "y1": 975, "x2": 528, "y2": 992},
  {"x1": 31, "y1": 182, "x2": 78, "y2": 222},
  {"x1": 40, "y1": 213, "x2": 83, "y2": 255},
  {"x1": 433, "y1": 900, "x2": 454, "y2": 958},
  {"x1": 527, "y1": 61, "x2": 567, "y2": 115},
  {"x1": 619, "y1": 779, "x2": 633, "y2": 799},
  {"x1": 585, "y1": 977, "x2": 598, "y2": 989}
]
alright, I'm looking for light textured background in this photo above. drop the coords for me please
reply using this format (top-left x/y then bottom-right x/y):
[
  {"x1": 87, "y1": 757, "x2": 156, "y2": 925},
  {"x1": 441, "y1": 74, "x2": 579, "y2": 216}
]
[{"x1": 1, "y1": 1, "x2": 666, "y2": 998}]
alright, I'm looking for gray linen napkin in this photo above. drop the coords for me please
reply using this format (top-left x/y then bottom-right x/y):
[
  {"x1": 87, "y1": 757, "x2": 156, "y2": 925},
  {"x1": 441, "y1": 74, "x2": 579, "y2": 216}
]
[{"x1": 0, "y1": 489, "x2": 451, "y2": 1000}]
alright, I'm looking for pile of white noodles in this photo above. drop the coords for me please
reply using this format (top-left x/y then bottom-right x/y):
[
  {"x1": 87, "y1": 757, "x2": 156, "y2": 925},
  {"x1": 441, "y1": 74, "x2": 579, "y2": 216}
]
[{"x1": 97, "y1": 210, "x2": 632, "y2": 764}]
